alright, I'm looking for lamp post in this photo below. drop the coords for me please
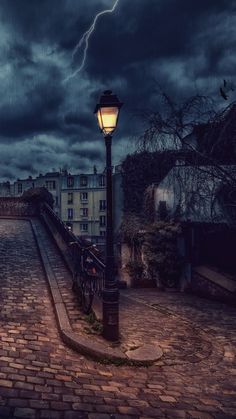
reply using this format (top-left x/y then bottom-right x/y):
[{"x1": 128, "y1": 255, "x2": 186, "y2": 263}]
[{"x1": 94, "y1": 90, "x2": 123, "y2": 341}]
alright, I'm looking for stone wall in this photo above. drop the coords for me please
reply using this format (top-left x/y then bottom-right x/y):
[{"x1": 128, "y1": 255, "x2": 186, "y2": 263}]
[{"x1": 0, "y1": 197, "x2": 37, "y2": 217}]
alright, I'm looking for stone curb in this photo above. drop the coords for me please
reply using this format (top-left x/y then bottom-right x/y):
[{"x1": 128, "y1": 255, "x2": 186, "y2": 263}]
[{"x1": 29, "y1": 218, "x2": 163, "y2": 365}]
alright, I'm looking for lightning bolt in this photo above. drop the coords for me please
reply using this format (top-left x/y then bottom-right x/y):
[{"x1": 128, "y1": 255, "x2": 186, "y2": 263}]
[{"x1": 63, "y1": 0, "x2": 119, "y2": 83}]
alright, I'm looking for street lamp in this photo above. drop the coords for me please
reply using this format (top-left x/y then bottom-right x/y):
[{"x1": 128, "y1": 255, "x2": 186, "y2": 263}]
[{"x1": 94, "y1": 90, "x2": 123, "y2": 341}]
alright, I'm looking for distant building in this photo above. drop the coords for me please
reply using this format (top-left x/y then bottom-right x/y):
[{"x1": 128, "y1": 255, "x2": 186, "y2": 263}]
[
  {"x1": 36, "y1": 172, "x2": 62, "y2": 216},
  {"x1": 13, "y1": 172, "x2": 62, "y2": 215},
  {"x1": 60, "y1": 171, "x2": 106, "y2": 244},
  {"x1": 0, "y1": 181, "x2": 13, "y2": 197},
  {"x1": 14, "y1": 176, "x2": 36, "y2": 197},
  {"x1": 0, "y1": 167, "x2": 126, "y2": 250}
]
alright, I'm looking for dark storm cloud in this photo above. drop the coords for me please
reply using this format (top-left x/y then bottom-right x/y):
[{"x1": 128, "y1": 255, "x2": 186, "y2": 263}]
[
  {"x1": 86, "y1": 0, "x2": 234, "y2": 76},
  {"x1": 0, "y1": 64, "x2": 63, "y2": 138},
  {"x1": 0, "y1": 0, "x2": 234, "y2": 180},
  {"x1": 15, "y1": 162, "x2": 38, "y2": 174},
  {"x1": 64, "y1": 112, "x2": 91, "y2": 129},
  {"x1": 6, "y1": 42, "x2": 33, "y2": 67}
]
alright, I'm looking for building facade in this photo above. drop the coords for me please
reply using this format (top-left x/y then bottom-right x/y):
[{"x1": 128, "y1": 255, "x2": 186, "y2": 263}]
[
  {"x1": 0, "y1": 181, "x2": 14, "y2": 197},
  {"x1": 36, "y1": 172, "x2": 62, "y2": 216},
  {"x1": 12, "y1": 172, "x2": 62, "y2": 216},
  {"x1": 60, "y1": 172, "x2": 106, "y2": 242},
  {"x1": 0, "y1": 169, "x2": 110, "y2": 245},
  {"x1": 14, "y1": 176, "x2": 35, "y2": 197}
]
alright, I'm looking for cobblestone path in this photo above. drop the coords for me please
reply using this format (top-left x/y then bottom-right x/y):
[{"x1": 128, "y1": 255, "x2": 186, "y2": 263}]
[{"x1": 0, "y1": 219, "x2": 235, "y2": 419}]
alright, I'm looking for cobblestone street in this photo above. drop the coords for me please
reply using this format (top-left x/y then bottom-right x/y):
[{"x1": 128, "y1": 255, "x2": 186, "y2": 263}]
[{"x1": 0, "y1": 219, "x2": 235, "y2": 418}]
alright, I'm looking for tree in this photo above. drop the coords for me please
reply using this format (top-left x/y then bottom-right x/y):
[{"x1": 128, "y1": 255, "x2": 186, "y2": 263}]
[
  {"x1": 121, "y1": 150, "x2": 176, "y2": 215},
  {"x1": 137, "y1": 90, "x2": 236, "y2": 226},
  {"x1": 21, "y1": 187, "x2": 54, "y2": 209},
  {"x1": 137, "y1": 92, "x2": 216, "y2": 152}
]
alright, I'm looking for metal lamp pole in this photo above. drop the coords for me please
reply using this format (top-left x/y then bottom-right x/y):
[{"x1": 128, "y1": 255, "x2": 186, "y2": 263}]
[
  {"x1": 94, "y1": 90, "x2": 123, "y2": 341},
  {"x1": 102, "y1": 133, "x2": 119, "y2": 341}
]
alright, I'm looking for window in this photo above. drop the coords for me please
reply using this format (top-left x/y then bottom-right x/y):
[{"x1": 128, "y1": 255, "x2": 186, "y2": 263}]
[
  {"x1": 80, "y1": 223, "x2": 88, "y2": 232},
  {"x1": 46, "y1": 180, "x2": 56, "y2": 190},
  {"x1": 99, "y1": 175, "x2": 105, "y2": 187},
  {"x1": 100, "y1": 231, "x2": 106, "y2": 237},
  {"x1": 18, "y1": 183, "x2": 22, "y2": 194},
  {"x1": 80, "y1": 192, "x2": 88, "y2": 201},
  {"x1": 68, "y1": 192, "x2": 73, "y2": 204},
  {"x1": 67, "y1": 176, "x2": 74, "y2": 187},
  {"x1": 99, "y1": 200, "x2": 106, "y2": 211},
  {"x1": 80, "y1": 208, "x2": 88, "y2": 217},
  {"x1": 80, "y1": 176, "x2": 87, "y2": 187},
  {"x1": 100, "y1": 215, "x2": 106, "y2": 227},
  {"x1": 67, "y1": 208, "x2": 73, "y2": 220}
]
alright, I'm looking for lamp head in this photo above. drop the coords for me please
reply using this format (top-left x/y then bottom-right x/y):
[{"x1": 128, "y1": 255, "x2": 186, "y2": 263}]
[{"x1": 94, "y1": 90, "x2": 123, "y2": 136}]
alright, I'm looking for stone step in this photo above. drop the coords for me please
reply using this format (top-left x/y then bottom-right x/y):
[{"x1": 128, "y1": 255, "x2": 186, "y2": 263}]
[{"x1": 194, "y1": 265, "x2": 236, "y2": 293}]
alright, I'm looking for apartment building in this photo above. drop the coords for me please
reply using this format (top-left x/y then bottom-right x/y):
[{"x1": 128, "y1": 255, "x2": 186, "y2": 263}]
[
  {"x1": 14, "y1": 176, "x2": 36, "y2": 197},
  {"x1": 61, "y1": 172, "x2": 106, "y2": 241},
  {"x1": 1, "y1": 169, "x2": 109, "y2": 244},
  {"x1": 36, "y1": 172, "x2": 62, "y2": 216},
  {"x1": 0, "y1": 181, "x2": 14, "y2": 197},
  {"x1": 13, "y1": 172, "x2": 62, "y2": 215}
]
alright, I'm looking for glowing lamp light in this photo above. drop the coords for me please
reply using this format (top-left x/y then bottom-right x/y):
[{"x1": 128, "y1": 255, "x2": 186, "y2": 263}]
[{"x1": 94, "y1": 90, "x2": 123, "y2": 136}]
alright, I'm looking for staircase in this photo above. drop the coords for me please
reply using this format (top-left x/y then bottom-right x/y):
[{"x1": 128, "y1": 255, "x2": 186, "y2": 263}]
[{"x1": 192, "y1": 265, "x2": 236, "y2": 305}]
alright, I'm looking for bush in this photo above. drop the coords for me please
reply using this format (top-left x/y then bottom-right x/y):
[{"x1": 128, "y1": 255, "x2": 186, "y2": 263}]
[
  {"x1": 21, "y1": 187, "x2": 54, "y2": 208},
  {"x1": 126, "y1": 260, "x2": 144, "y2": 281},
  {"x1": 143, "y1": 221, "x2": 183, "y2": 287}
]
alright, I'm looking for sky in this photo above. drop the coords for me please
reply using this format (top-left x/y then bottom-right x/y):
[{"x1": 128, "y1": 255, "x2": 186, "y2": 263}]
[{"x1": 0, "y1": 0, "x2": 235, "y2": 181}]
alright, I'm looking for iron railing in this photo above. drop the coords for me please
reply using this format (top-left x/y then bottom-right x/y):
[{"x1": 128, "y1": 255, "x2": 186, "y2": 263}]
[{"x1": 40, "y1": 203, "x2": 105, "y2": 313}]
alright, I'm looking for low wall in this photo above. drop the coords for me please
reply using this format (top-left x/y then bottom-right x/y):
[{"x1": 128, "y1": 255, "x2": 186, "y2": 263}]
[{"x1": 0, "y1": 198, "x2": 37, "y2": 217}]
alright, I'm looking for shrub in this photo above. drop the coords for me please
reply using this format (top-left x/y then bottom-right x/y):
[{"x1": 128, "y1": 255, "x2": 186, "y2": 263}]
[
  {"x1": 143, "y1": 221, "x2": 183, "y2": 287},
  {"x1": 21, "y1": 187, "x2": 54, "y2": 208},
  {"x1": 126, "y1": 260, "x2": 144, "y2": 281}
]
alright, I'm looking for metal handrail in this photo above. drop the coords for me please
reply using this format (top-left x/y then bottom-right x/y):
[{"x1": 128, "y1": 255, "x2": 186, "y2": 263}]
[{"x1": 40, "y1": 203, "x2": 105, "y2": 313}]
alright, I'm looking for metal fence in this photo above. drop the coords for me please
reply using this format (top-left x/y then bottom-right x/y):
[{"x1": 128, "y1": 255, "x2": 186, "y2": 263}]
[{"x1": 40, "y1": 203, "x2": 105, "y2": 313}]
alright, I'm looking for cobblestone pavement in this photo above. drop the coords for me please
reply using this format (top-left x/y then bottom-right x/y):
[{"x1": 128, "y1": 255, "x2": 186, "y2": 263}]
[
  {"x1": 0, "y1": 219, "x2": 236, "y2": 419},
  {"x1": 35, "y1": 219, "x2": 213, "y2": 363}
]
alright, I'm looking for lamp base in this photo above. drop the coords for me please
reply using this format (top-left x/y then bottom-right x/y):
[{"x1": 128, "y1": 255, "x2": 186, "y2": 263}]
[{"x1": 102, "y1": 289, "x2": 119, "y2": 342}]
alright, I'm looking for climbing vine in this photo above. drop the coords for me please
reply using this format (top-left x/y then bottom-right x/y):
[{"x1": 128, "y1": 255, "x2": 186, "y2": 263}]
[
  {"x1": 121, "y1": 150, "x2": 177, "y2": 216},
  {"x1": 142, "y1": 221, "x2": 183, "y2": 287}
]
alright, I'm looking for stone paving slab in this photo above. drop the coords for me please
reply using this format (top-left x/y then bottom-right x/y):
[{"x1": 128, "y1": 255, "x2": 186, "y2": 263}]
[{"x1": 0, "y1": 219, "x2": 235, "y2": 418}]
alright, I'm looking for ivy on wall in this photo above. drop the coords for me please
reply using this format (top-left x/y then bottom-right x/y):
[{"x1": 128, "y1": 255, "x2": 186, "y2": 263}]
[
  {"x1": 120, "y1": 151, "x2": 185, "y2": 287},
  {"x1": 142, "y1": 221, "x2": 183, "y2": 287},
  {"x1": 121, "y1": 150, "x2": 176, "y2": 216}
]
